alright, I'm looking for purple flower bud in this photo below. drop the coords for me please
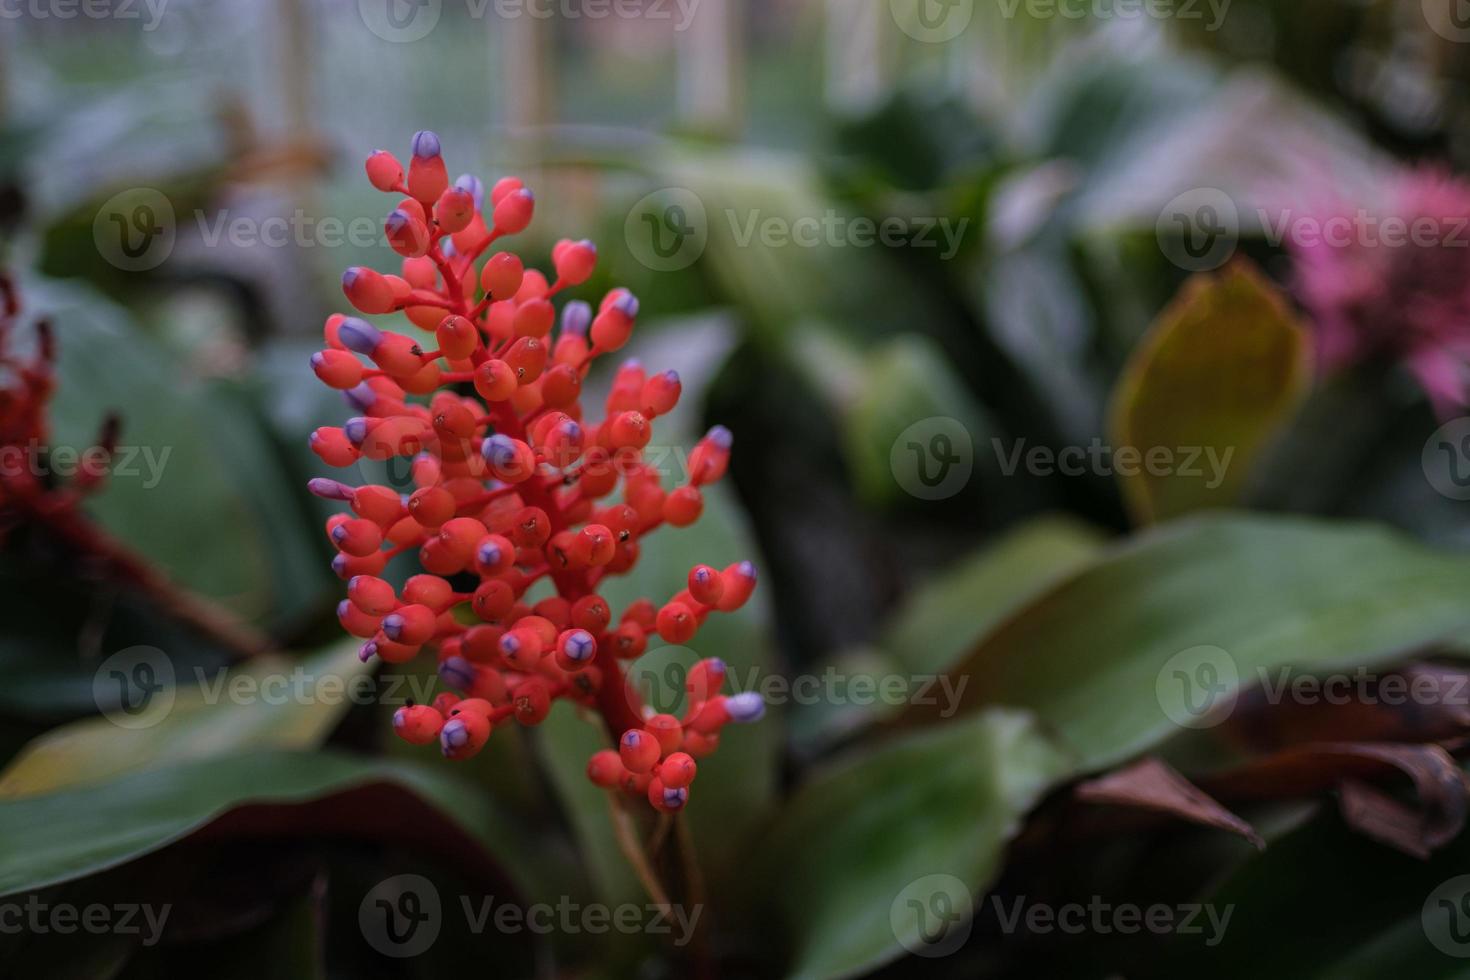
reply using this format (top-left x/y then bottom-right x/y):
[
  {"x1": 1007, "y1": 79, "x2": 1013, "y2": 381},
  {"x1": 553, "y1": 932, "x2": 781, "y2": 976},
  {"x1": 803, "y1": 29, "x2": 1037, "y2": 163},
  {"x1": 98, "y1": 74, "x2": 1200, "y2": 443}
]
[
  {"x1": 412, "y1": 130, "x2": 441, "y2": 159},
  {"x1": 613, "y1": 292, "x2": 640, "y2": 318},
  {"x1": 331, "y1": 554, "x2": 348, "y2": 577},
  {"x1": 563, "y1": 630, "x2": 595, "y2": 662},
  {"x1": 707, "y1": 425, "x2": 733, "y2": 450},
  {"x1": 481, "y1": 433, "x2": 516, "y2": 468},
  {"x1": 337, "y1": 317, "x2": 382, "y2": 355},
  {"x1": 308, "y1": 478, "x2": 355, "y2": 500},
  {"x1": 560, "y1": 300, "x2": 592, "y2": 337},
  {"x1": 660, "y1": 786, "x2": 689, "y2": 809},
  {"x1": 725, "y1": 691, "x2": 765, "y2": 723},
  {"x1": 455, "y1": 174, "x2": 486, "y2": 210},
  {"x1": 381, "y1": 612, "x2": 406, "y2": 641},
  {"x1": 360, "y1": 641, "x2": 379, "y2": 663},
  {"x1": 344, "y1": 417, "x2": 370, "y2": 446},
  {"x1": 477, "y1": 539, "x2": 503, "y2": 567},
  {"x1": 343, "y1": 383, "x2": 377, "y2": 413},
  {"x1": 439, "y1": 656, "x2": 474, "y2": 691},
  {"x1": 735, "y1": 560, "x2": 757, "y2": 580},
  {"x1": 385, "y1": 209, "x2": 410, "y2": 234},
  {"x1": 441, "y1": 718, "x2": 469, "y2": 753}
]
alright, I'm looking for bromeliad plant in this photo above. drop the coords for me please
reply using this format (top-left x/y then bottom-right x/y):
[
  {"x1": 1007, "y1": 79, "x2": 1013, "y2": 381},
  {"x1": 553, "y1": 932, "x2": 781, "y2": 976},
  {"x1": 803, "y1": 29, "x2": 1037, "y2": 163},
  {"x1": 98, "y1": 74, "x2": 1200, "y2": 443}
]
[{"x1": 309, "y1": 132, "x2": 762, "y2": 813}]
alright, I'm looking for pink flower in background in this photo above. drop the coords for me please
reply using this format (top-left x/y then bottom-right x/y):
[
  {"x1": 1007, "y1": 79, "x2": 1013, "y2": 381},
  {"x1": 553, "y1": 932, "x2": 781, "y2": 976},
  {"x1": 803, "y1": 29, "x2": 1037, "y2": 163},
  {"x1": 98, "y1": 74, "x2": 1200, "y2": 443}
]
[{"x1": 1287, "y1": 167, "x2": 1470, "y2": 418}]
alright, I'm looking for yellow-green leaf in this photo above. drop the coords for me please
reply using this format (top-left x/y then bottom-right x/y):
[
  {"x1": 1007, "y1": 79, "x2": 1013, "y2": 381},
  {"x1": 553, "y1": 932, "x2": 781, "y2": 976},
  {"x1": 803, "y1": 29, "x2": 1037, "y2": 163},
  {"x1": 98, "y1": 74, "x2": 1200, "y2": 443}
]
[{"x1": 1108, "y1": 261, "x2": 1309, "y2": 524}]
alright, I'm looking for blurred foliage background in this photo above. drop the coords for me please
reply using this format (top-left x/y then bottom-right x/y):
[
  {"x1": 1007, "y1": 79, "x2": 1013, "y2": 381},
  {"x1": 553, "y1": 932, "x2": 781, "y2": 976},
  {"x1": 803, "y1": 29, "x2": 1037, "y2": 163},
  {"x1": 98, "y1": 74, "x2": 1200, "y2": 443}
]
[{"x1": 5, "y1": 1, "x2": 1470, "y2": 978}]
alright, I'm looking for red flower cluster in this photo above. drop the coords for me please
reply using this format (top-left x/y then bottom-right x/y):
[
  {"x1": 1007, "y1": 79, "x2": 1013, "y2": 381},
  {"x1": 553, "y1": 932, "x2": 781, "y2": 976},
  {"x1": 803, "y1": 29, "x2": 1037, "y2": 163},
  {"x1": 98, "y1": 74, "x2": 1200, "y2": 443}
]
[
  {"x1": 0, "y1": 273, "x2": 118, "y2": 529},
  {"x1": 309, "y1": 133, "x2": 761, "y2": 812}
]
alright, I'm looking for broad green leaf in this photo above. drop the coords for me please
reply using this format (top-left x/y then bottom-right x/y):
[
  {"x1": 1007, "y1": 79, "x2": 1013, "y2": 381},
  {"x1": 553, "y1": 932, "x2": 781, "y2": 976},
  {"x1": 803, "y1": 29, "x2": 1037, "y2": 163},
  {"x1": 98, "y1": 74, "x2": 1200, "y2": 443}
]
[
  {"x1": 881, "y1": 516, "x2": 1107, "y2": 675},
  {"x1": 1108, "y1": 262, "x2": 1309, "y2": 523},
  {"x1": 32, "y1": 277, "x2": 327, "y2": 626},
  {"x1": 921, "y1": 514, "x2": 1470, "y2": 772},
  {"x1": 0, "y1": 640, "x2": 368, "y2": 799},
  {"x1": 0, "y1": 750, "x2": 542, "y2": 899},
  {"x1": 766, "y1": 710, "x2": 1070, "y2": 980},
  {"x1": 790, "y1": 517, "x2": 1106, "y2": 747}
]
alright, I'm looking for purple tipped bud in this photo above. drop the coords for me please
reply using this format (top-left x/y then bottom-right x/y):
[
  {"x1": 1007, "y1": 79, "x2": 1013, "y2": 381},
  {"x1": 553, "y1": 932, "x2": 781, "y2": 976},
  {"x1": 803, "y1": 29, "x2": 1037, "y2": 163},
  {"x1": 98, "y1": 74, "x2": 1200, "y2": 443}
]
[
  {"x1": 662, "y1": 369, "x2": 680, "y2": 384},
  {"x1": 736, "y1": 560, "x2": 757, "y2": 580},
  {"x1": 381, "y1": 612, "x2": 406, "y2": 641},
  {"x1": 331, "y1": 554, "x2": 348, "y2": 577},
  {"x1": 331, "y1": 525, "x2": 348, "y2": 543},
  {"x1": 337, "y1": 317, "x2": 382, "y2": 355},
  {"x1": 481, "y1": 433, "x2": 516, "y2": 468},
  {"x1": 412, "y1": 130, "x2": 441, "y2": 159},
  {"x1": 578, "y1": 238, "x2": 597, "y2": 254},
  {"x1": 308, "y1": 478, "x2": 355, "y2": 501},
  {"x1": 343, "y1": 383, "x2": 377, "y2": 413},
  {"x1": 725, "y1": 691, "x2": 765, "y2": 723},
  {"x1": 440, "y1": 718, "x2": 469, "y2": 753},
  {"x1": 310, "y1": 352, "x2": 326, "y2": 371},
  {"x1": 477, "y1": 540, "x2": 503, "y2": 567},
  {"x1": 336, "y1": 598, "x2": 352, "y2": 617},
  {"x1": 613, "y1": 292, "x2": 640, "y2": 318},
  {"x1": 455, "y1": 174, "x2": 486, "y2": 210},
  {"x1": 344, "y1": 417, "x2": 370, "y2": 446},
  {"x1": 707, "y1": 425, "x2": 733, "y2": 450},
  {"x1": 499, "y1": 634, "x2": 521, "y2": 655},
  {"x1": 564, "y1": 630, "x2": 595, "y2": 662},
  {"x1": 360, "y1": 641, "x2": 379, "y2": 662},
  {"x1": 385, "y1": 209, "x2": 410, "y2": 233},
  {"x1": 438, "y1": 656, "x2": 475, "y2": 691},
  {"x1": 622, "y1": 357, "x2": 643, "y2": 372},
  {"x1": 560, "y1": 300, "x2": 592, "y2": 337},
  {"x1": 660, "y1": 786, "x2": 689, "y2": 809}
]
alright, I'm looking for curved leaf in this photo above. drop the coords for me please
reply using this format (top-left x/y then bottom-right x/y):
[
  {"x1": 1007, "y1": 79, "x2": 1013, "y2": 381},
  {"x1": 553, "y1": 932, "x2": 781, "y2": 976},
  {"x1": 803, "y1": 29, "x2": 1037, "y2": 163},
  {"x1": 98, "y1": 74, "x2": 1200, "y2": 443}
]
[{"x1": 913, "y1": 514, "x2": 1470, "y2": 772}]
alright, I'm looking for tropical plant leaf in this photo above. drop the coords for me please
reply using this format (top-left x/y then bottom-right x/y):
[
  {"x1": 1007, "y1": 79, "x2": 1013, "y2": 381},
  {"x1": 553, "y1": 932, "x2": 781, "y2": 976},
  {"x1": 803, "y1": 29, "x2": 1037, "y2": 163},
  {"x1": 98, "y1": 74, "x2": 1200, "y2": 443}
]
[
  {"x1": 1108, "y1": 262, "x2": 1309, "y2": 523},
  {"x1": 765, "y1": 710, "x2": 1071, "y2": 980},
  {"x1": 912, "y1": 514, "x2": 1470, "y2": 772}
]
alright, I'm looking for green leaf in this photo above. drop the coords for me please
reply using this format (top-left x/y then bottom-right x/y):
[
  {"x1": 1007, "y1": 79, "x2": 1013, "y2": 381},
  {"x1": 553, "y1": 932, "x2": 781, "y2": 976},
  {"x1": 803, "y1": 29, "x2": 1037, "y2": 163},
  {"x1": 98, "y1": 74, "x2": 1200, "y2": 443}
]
[
  {"x1": 1108, "y1": 263, "x2": 1309, "y2": 523},
  {"x1": 0, "y1": 749, "x2": 542, "y2": 898},
  {"x1": 32, "y1": 276, "x2": 328, "y2": 626},
  {"x1": 0, "y1": 640, "x2": 368, "y2": 799},
  {"x1": 766, "y1": 710, "x2": 1071, "y2": 980},
  {"x1": 881, "y1": 516, "x2": 1107, "y2": 675},
  {"x1": 918, "y1": 514, "x2": 1470, "y2": 772},
  {"x1": 790, "y1": 517, "x2": 1106, "y2": 748}
]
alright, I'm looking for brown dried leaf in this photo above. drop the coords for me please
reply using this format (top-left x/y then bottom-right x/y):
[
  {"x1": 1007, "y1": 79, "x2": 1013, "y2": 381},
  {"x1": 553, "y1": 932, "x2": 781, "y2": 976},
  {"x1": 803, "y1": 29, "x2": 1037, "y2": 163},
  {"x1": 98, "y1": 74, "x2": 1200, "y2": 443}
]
[{"x1": 1076, "y1": 757, "x2": 1264, "y2": 849}]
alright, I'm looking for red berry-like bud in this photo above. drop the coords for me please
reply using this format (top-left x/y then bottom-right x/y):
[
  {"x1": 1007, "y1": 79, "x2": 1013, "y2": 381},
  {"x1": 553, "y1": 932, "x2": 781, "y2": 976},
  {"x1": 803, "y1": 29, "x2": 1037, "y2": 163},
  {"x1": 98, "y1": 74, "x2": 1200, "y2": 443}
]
[
  {"x1": 619, "y1": 728, "x2": 661, "y2": 773},
  {"x1": 663, "y1": 486, "x2": 703, "y2": 527},
  {"x1": 553, "y1": 239, "x2": 598, "y2": 286},
  {"x1": 514, "y1": 299, "x2": 555, "y2": 339},
  {"x1": 717, "y1": 561, "x2": 758, "y2": 612},
  {"x1": 474, "y1": 358, "x2": 519, "y2": 402},
  {"x1": 481, "y1": 252, "x2": 525, "y2": 299},
  {"x1": 648, "y1": 777, "x2": 688, "y2": 812},
  {"x1": 403, "y1": 573, "x2": 454, "y2": 611},
  {"x1": 408, "y1": 130, "x2": 449, "y2": 204},
  {"x1": 606, "y1": 411, "x2": 650, "y2": 451},
  {"x1": 382, "y1": 603, "x2": 437, "y2": 645},
  {"x1": 312, "y1": 349, "x2": 365, "y2": 389},
  {"x1": 343, "y1": 267, "x2": 397, "y2": 315},
  {"x1": 571, "y1": 595, "x2": 611, "y2": 633},
  {"x1": 513, "y1": 678, "x2": 552, "y2": 725},
  {"x1": 348, "y1": 575, "x2": 397, "y2": 616},
  {"x1": 588, "y1": 749, "x2": 625, "y2": 788},
  {"x1": 472, "y1": 579, "x2": 516, "y2": 621},
  {"x1": 338, "y1": 599, "x2": 383, "y2": 639},
  {"x1": 503, "y1": 336, "x2": 547, "y2": 384},
  {"x1": 386, "y1": 208, "x2": 432, "y2": 258},
  {"x1": 492, "y1": 187, "x2": 535, "y2": 235},
  {"x1": 688, "y1": 565, "x2": 724, "y2": 606},
  {"x1": 366, "y1": 150, "x2": 405, "y2": 192},
  {"x1": 659, "y1": 751, "x2": 697, "y2": 788},
  {"x1": 640, "y1": 370, "x2": 681, "y2": 418},
  {"x1": 646, "y1": 713, "x2": 683, "y2": 755},
  {"x1": 656, "y1": 602, "x2": 698, "y2": 644},
  {"x1": 331, "y1": 518, "x2": 383, "y2": 557},
  {"x1": 689, "y1": 426, "x2": 732, "y2": 485},
  {"x1": 498, "y1": 627, "x2": 545, "y2": 669},
  {"x1": 393, "y1": 704, "x2": 444, "y2": 745},
  {"x1": 440, "y1": 710, "x2": 491, "y2": 760},
  {"x1": 407, "y1": 486, "x2": 456, "y2": 528},
  {"x1": 436, "y1": 314, "x2": 479, "y2": 360},
  {"x1": 434, "y1": 186, "x2": 476, "y2": 233},
  {"x1": 554, "y1": 628, "x2": 597, "y2": 671}
]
